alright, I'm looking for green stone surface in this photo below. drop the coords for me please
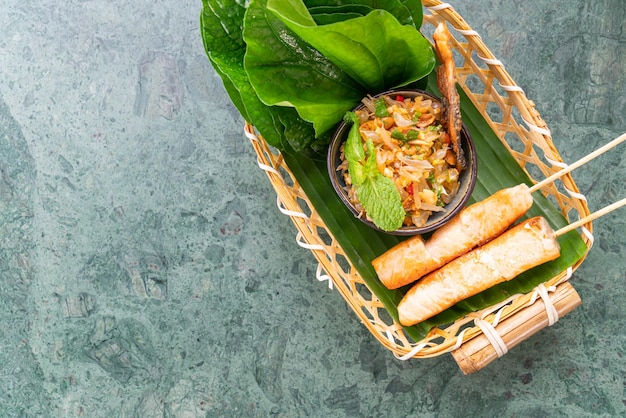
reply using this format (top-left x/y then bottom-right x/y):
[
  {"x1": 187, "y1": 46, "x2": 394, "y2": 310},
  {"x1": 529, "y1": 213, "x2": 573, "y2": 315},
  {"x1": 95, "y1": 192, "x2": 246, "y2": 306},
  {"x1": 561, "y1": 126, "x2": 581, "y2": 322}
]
[{"x1": 0, "y1": 1, "x2": 624, "y2": 416}]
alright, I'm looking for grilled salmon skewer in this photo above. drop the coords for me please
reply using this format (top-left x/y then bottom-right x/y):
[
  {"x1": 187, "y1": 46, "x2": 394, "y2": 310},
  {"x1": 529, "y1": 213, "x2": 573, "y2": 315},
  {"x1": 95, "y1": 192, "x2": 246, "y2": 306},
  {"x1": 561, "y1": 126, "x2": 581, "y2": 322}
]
[
  {"x1": 433, "y1": 22, "x2": 465, "y2": 171},
  {"x1": 373, "y1": 134, "x2": 626, "y2": 290},
  {"x1": 398, "y1": 216, "x2": 561, "y2": 326},
  {"x1": 397, "y1": 194, "x2": 626, "y2": 326},
  {"x1": 373, "y1": 184, "x2": 534, "y2": 289}
]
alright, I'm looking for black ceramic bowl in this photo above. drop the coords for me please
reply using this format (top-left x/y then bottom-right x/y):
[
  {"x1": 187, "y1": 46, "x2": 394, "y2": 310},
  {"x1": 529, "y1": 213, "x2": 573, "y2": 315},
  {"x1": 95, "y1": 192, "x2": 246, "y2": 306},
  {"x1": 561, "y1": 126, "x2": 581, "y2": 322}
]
[{"x1": 327, "y1": 89, "x2": 478, "y2": 236}]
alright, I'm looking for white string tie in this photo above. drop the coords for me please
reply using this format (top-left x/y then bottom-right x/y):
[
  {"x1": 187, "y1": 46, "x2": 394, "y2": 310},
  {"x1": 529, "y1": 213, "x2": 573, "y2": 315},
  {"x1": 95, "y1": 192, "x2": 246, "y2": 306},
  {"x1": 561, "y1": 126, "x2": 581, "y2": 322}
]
[
  {"x1": 276, "y1": 196, "x2": 309, "y2": 219},
  {"x1": 521, "y1": 116, "x2": 552, "y2": 137},
  {"x1": 581, "y1": 226, "x2": 594, "y2": 247},
  {"x1": 456, "y1": 28, "x2": 482, "y2": 38},
  {"x1": 369, "y1": 319, "x2": 397, "y2": 348},
  {"x1": 543, "y1": 155, "x2": 568, "y2": 169},
  {"x1": 564, "y1": 266, "x2": 573, "y2": 280},
  {"x1": 452, "y1": 327, "x2": 471, "y2": 351},
  {"x1": 564, "y1": 187, "x2": 588, "y2": 202},
  {"x1": 426, "y1": 3, "x2": 453, "y2": 11},
  {"x1": 295, "y1": 231, "x2": 325, "y2": 251},
  {"x1": 315, "y1": 263, "x2": 333, "y2": 290},
  {"x1": 535, "y1": 283, "x2": 559, "y2": 326},
  {"x1": 257, "y1": 159, "x2": 281, "y2": 177},
  {"x1": 489, "y1": 304, "x2": 506, "y2": 328},
  {"x1": 395, "y1": 342, "x2": 432, "y2": 361},
  {"x1": 244, "y1": 128, "x2": 258, "y2": 142},
  {"x1": 477, "y1": 54, "x2": 504, "y2": 67},
  {"x1": 474, "y1": 318, "x2": 508, "y2": 358},
  {"x1": 498, "y1": 83, "x2": 525, "y2": 93}
]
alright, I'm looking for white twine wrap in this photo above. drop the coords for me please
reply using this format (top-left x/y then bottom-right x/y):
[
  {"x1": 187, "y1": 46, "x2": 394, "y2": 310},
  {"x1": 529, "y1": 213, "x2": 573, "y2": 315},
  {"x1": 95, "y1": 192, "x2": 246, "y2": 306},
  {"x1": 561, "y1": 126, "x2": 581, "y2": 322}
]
[
  {"x1": 475, "y1": 318, "x2": 509, "y2": 358},
  {"x1": 476, "y1": 54, "x2": 504, "y2": 67},
  {"x1": 244, "y1": 127, "x2": 258, "y2": 142},
  {"x1": 531, "y1": 284, "x2": 559, "y2": 326},
  {"x1": 521, "y1": 116, "x2": 552, "y2": 137},
  {"x1": 257, "y1": 159, "x2": 281, "y2": 177},
  {"x1": 580, "y1": 226, "x2": 595, "y2": 247},
  {"x1": 498, "y1": 83, "x2": 525, "y2": 93},
  {"x1": 426, "y1": 2, "x2": 453, "y2": 11},
  {"x1": 456, "y1": 28, "x2": 481, "y2": 38},
  {"x1": 563, "y1": 188, "x2": 588, "y2": 202},
  {"x1": 277, "y1": 196, "x2": 308, "y2": 219},
  {"x1": 544, "y1": 155, "x2": 568, "y2": 169},
  {"x1": 295, "y1": 233, "x2": 334, "y2": 290},
  {"x1": 315, "y1": 263, "x2": 334, "y2": 290},
  {"x1": 296, "y1": 231, "x2": 323, "y2": 250},
  {"x1": 395, "y1": 341, "x2": 435, "y2": 361}
]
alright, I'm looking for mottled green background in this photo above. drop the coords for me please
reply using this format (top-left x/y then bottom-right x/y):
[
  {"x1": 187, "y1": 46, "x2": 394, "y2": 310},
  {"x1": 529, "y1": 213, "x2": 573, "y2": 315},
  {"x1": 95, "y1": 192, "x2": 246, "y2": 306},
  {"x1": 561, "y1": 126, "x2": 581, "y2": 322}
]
[{"x1": 0, "y1": 1, "x2": 624, "y2": 416}]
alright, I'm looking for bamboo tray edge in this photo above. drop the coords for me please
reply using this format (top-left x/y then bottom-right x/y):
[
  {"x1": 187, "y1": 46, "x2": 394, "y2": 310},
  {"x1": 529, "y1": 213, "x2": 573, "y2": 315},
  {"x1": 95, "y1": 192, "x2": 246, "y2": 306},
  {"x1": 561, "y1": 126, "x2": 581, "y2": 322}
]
[{"x1": 244, "y1": 0, "x2": 594, "y2": 372}]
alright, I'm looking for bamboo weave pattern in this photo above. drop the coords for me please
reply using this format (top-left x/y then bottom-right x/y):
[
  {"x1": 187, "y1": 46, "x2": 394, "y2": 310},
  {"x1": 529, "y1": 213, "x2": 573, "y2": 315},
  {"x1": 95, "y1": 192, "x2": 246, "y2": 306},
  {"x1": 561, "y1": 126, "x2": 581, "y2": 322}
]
[{"x1": 245, "y1": 0, "x2": 593, "y2": 360}]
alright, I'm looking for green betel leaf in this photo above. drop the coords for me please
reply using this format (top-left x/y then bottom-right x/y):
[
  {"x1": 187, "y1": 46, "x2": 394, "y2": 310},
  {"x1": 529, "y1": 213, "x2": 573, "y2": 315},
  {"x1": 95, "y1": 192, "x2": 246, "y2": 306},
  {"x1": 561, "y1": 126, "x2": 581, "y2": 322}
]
[
  {"x1": 307, "y1": 4, "x2": 374, "y2": 25},
  {"x1": 201, "y1": 0, "x2": 326, "y2": 154},
  {"x1": 200, "y1": 0, "x2": 249, "y2": 120},
  {"x1": 243, "y1": 0, "x2": 365, "y2": 138},
  {"x1": 200, "y1": 0, "x2": 247, "y2": 53},
  {"x1": 203, "y1": 0, "x2": 429, "y2": 153},
  {"x1": 343, "y1": 111, "x2": 366, "y2": 184},
  {"x1": 357, "y1": 141, "x2": 405, "y2": 231},
  {"x1": 267, "y1": 1, "x2": 435, "y2": 93},
  {"x1": 303, "y1": 0, "x2": 422, "y2": 28},
  {"x1": 343, "y1": 112, "x2": 404, "y2": 232},
  {"x1": 397, "y1": 0, "x2": 423, "y2": 27},
  {"x1": 357, "y1": 172, "x2": 405, "y2": 232}
]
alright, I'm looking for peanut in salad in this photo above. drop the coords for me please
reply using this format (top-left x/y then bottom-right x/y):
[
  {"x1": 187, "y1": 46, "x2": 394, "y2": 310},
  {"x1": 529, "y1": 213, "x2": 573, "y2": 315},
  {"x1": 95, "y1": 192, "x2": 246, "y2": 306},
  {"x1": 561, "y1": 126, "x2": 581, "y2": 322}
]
[{"x1": 338, "y1": 93, "x2": 461, "y2": 228}]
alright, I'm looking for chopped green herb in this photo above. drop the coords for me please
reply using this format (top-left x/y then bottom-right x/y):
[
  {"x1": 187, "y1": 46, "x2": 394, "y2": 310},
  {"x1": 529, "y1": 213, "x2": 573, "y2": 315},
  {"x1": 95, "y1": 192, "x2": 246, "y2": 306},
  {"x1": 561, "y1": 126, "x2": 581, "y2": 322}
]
[
  {"x1": 374, "y1": 98, "x2": 390, "y2": 117},
  {"x1": 343, "y1": 111, "x2": 366, "y2": 185},
  {"x1": 344, "y1": 111, "x2": 404, "y2": 231},
  {"x1": 435, "y1": 185, "x2": 444, "y2": 206},
  {"x1": 406, "y1": 129, "x2": 419, "y2": 140},
  {"x1": 391, "y1": 128, "x2": 419, "y2": 143},
  {"x1": 391, "y1": 129, "x2": 406, "y2": 141}
]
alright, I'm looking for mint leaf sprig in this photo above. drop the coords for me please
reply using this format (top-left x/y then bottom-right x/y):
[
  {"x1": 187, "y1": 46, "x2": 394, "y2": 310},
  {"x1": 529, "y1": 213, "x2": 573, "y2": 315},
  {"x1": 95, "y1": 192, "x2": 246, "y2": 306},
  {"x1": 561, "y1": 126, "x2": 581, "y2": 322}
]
[{"x1": 343, "y1": 112, "x2": 405, "y2": 232}]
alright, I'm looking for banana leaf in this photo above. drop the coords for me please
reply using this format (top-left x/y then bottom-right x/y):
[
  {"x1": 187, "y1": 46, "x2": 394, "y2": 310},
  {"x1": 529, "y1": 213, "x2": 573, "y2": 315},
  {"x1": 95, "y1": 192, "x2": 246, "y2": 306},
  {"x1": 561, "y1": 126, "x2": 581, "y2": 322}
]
[{"x1": 282, "y1": 72, "x2": 588, "y2": 342}]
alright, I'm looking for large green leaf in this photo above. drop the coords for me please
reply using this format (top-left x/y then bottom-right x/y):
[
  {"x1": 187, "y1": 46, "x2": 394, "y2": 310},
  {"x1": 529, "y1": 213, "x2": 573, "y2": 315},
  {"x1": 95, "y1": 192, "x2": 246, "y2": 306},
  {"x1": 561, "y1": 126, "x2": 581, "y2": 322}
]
[
  {"x1": 282, "y1": 72, "x2": 588, "y2": 341},
  {"x1": 201, "y1": 0, "x2": 326, "y2": 153},
  {"x1": 201, "y1": 2, "x2": 588, "y2": 342},
  {"x1": 307, "y1": 4, "x2": 376, "y2": 25},
  {"x1": 303, "y1": 0, "x2": 423, "y2": 27},
  {"x1": 267, "y1": 2, "x2": 435, "y2": 93},
  {"x1": 243, "y1": 0, "x2": 365, "y2": 137},
  {"x1": 201, "y1": 0, "x2": 284, "y2": 150},
  {"x1": 200, "y1": 0, "x2": 248, "y2": 119},
  {"x1": 202, "y1": 0, "x2": 429, "y2": 154}
]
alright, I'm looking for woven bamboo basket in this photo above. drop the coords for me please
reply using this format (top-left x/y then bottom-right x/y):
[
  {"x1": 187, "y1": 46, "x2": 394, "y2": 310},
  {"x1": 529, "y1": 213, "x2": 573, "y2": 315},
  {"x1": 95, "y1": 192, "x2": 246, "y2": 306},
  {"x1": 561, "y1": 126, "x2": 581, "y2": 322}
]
[{"x1": 244, "y1": 0, "x2": 594, "y2": 374}]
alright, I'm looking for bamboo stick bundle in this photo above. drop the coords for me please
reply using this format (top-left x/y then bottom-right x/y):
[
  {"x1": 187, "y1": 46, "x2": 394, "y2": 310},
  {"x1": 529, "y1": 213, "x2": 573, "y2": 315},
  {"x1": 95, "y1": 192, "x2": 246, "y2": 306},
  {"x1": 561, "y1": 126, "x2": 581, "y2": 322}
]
[{"x1": 451, "y1": 281, "x2": 582, "y2": 374}]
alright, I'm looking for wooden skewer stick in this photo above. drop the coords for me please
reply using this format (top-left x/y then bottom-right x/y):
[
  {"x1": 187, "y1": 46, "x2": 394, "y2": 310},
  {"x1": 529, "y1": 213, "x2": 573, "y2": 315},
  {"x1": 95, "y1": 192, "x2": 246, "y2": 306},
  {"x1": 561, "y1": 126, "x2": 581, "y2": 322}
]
[
  {"x1": 529, "y1": 132, "x2": 626, "y2": 194},
  {"x1": 556, "y1": 197, "x2": 626, "y2": 237}
]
